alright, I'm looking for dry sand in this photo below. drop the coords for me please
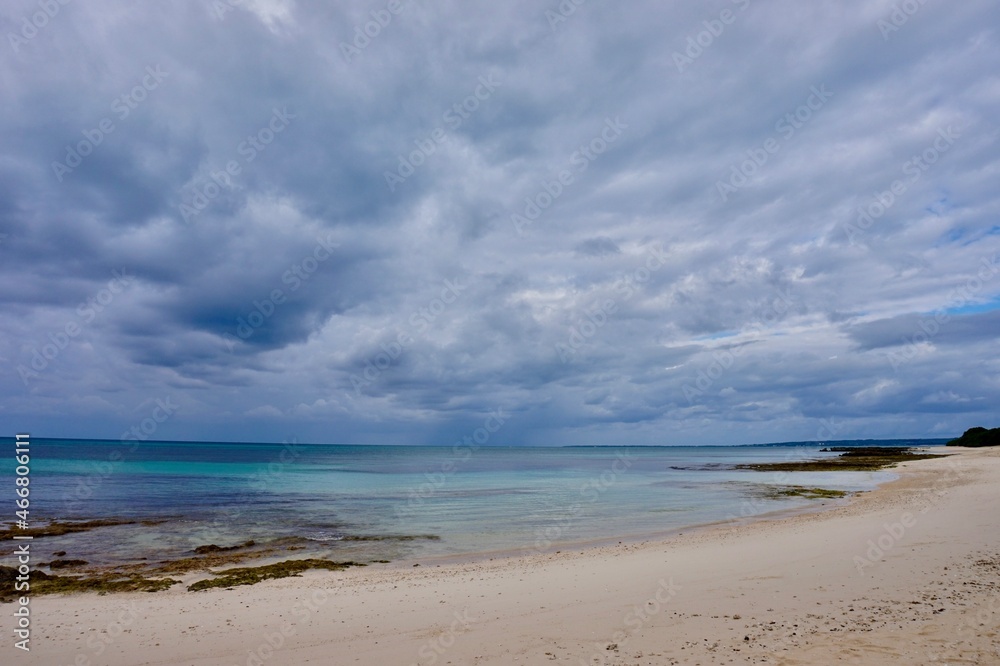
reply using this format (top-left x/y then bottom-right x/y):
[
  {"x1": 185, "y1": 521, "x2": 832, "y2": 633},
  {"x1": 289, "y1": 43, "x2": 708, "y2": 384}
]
[{"x1": 8, "y1": 446, "x2": 1000, "y2": 665}]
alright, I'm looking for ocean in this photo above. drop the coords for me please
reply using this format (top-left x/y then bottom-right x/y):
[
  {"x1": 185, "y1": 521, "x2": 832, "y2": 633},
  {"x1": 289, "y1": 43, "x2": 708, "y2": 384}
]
[{"x1": 1, "y1": 438, "x2": 947, "y2": 568}]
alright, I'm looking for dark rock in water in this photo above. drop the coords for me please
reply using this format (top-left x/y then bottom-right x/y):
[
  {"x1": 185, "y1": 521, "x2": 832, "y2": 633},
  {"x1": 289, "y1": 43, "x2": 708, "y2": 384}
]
[
  {"x1": 193, "y1": 540, "x2": 255, "y2": 555},
  {"x1": 826, "y1": 447, "x2": 913, "y2": 456},
  {"x1": 0, "y1": 519, "x2": 136, "y2": 541},
  {"x1": 947, "y1": 427, "x2": 1000, "y2": 447},
  {"x1": 669, "y1": 463, "x2": 728, "y2": 471},
  {"x1": 53, "y1": 551, "x2": 67, "y2": 557},
  {"x1": 736, "y1": 447, "x2": 941, "y2": 472},
  {"x1": 49, "y1": 559, "x2": 88, "y2": 569}
]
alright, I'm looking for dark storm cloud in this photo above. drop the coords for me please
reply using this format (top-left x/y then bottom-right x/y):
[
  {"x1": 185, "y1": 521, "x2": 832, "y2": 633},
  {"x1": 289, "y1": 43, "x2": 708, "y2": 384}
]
[
  {"x1": 847, "y1": 308, "x2": 1000, "y2": 351},
  {"x1": 1, "y1": 0, "x2": 999, "y2": 444}
]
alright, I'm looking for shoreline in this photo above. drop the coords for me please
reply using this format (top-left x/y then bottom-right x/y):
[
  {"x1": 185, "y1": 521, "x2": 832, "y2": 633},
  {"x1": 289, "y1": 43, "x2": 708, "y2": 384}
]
[
  {"x1": 382, "y1": 490, "x2": 862, "y2": 571},
  {"x1": 379, "y1": 446, "x2": 945, "y2": 569},
  {"x1": 1, "y1": 445, "x2": 925, "y2": 582},
  {"x1": 9, "y1": 446, "x2": 1000, "y2": 664}
]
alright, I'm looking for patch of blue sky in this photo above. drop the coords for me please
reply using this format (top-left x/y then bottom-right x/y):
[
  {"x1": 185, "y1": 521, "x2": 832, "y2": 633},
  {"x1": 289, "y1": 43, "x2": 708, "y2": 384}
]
[
  {"x1": 925, "y1": 195, "x2": 953, "y2": 217},
  {"x1": 937, "y1": 224, "x2": 1000, "y2": 248},
  {"x1": 692, "y1": 330, "x2": 739, "y2": 342},
  {"x1": 941, "y1": 297, "x2": 1000, "y2": 316}
]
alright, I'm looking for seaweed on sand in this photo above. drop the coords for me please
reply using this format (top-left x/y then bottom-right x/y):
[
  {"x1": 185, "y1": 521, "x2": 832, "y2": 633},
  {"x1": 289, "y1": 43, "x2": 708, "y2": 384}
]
[
  {"x1": 1, "y1": 566, "x2": 177, "y2": 601},
  {"x1": 187, "y1": 558, "x2": 365, "y2": 592},
  {"x1": 755, "y1": 486, "x2": 849, "y2": 500}
]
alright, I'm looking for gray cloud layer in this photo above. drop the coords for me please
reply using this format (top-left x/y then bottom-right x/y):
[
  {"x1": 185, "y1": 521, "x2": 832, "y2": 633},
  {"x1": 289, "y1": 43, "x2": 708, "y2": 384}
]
[{"x1": 2, "y1": 0, "x2": 998, "y2": 445}]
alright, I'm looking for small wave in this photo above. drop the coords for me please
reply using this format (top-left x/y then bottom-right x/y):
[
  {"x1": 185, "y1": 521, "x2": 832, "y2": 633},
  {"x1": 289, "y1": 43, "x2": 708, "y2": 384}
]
[
  {"x1": 284, "y1": 533, "x2": 442, "y2": 544},
  {"x1": 668, "y1": 463, "x2": 730, "y2": 471},
  {"x1": 341, "y1": 534, "x2": 441, "y2": 542}
]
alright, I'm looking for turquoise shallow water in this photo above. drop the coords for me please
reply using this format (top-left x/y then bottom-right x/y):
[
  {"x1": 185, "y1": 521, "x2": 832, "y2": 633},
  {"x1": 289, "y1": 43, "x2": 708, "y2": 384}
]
[{"x1": 0, "y1": 438, "x2": 945, "y2": 566}]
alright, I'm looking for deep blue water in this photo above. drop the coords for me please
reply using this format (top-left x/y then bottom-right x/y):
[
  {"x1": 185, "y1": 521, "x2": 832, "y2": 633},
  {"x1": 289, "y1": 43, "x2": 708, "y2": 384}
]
[{"x1": 0, "y1": 438, "x2": 947, "y2": 566}]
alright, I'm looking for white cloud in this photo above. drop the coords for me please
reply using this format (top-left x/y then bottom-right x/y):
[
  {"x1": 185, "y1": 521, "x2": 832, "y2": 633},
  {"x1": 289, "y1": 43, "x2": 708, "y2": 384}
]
[{"x1": 1, "y1": 0, "x2": 998, "y2": 444}]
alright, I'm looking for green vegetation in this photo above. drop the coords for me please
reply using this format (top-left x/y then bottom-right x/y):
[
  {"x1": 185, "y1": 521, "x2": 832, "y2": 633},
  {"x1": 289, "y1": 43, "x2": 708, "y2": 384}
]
[
  {"x1": 735, "y1": 483, "x2": 850, "y2": 501},
  {"x1": 766, "y1": 486, "x2": 849, "y2": 500},
  {"x1": 1, "y1": 566, "x2": 177, "y2": 602},
  {"x1": 947, "y1": 427, "x2": 1000, "y2": 447},
  {"x1": 3, "y1": 555, "x2": 370, "y2": 601},
  {"x1": 2, "y1": 524, "x2": 405, "y2": 599},
  {"x1": 736, "y1": 447, "x2": 941, "y2": 472},
  {"x1": 148, "y1": 549, "x2": 271, "y2": 575},
  {"x1": 187, "y1": 558, "x2": 365, "y2": 592}
]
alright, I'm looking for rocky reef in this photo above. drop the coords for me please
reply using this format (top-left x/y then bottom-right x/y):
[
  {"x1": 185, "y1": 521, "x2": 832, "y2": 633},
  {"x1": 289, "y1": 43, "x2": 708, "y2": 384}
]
[{"x1": 736, "y1": 447, "x2": 942, "y2": 472}]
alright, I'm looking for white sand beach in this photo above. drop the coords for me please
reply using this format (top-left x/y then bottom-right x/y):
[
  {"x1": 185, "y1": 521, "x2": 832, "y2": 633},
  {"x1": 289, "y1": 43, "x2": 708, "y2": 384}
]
[{"x1": 15, "y1": 446, "x2": 1000, "y2": 665}]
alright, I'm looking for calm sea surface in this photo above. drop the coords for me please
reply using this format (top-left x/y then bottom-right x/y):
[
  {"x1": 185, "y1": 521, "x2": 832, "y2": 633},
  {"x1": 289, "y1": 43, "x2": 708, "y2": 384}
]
[{"x1": 0, "y1": 438, "x2": 946, "y2": 566}]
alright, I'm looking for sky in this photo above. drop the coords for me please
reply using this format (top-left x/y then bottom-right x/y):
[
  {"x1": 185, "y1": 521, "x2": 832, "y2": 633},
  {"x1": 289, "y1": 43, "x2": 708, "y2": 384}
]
[{"x1": 1, "y1": 0, "x2": 998, "y2": 446}]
